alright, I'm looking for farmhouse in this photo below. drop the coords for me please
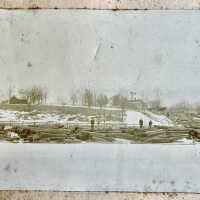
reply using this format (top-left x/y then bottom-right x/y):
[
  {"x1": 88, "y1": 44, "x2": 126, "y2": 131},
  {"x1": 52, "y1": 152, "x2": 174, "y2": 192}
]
[{"x1": 9, "y1": 96, "x2": 28, "y2": 104}]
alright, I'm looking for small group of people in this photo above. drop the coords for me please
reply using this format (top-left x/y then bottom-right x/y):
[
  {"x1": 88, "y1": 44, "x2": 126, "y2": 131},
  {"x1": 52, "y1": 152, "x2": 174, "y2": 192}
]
[
  {"x1": 139, "y1": 119, "x2": 152, "y2": 129},
  {"x1": 90, "y1": 118, "x2": 153, "y2": 130}
]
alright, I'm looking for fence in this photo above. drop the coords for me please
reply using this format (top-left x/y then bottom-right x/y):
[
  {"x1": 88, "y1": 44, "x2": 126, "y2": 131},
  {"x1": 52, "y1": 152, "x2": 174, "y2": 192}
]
[{"x1": 0, "y1": 120, "x2": 143, "y2": 129}]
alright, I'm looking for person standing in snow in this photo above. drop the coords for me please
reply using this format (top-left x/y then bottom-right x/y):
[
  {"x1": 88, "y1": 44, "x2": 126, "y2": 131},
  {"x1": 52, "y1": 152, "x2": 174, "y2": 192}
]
[
  {"x1": 91, "y1": 118, "x2": 95, "y2": 131},
  {"x1": 149, "y1": 120, "x2": 152, "y2": 128},
  {"x1": 139, "y1": 119, "x2": 143, "y2": 128}
]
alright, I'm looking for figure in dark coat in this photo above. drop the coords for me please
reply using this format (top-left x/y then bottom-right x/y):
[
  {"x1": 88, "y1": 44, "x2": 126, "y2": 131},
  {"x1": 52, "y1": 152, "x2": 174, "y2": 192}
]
[
  {"x1": 149, "y1": 120, "x2": 152, "y2": 128},
  {"x1": 91, "y1": 118, "x2": 95, "y2": 131},
  {"x1": 139, "y1": 119, "x2": 143, "y2": 128}
]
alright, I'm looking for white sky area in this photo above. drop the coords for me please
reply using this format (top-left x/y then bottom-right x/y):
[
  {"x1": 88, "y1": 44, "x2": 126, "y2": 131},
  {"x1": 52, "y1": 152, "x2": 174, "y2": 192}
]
[{"x1": 0, "y1": 10, "x2": 200, "y2": 106}]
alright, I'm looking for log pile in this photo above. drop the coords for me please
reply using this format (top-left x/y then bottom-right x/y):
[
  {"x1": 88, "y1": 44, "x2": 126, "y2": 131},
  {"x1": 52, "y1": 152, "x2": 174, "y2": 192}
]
[
  {"x1": 0, "y1": 123, "x2": 196, "y2": 144},
  {"x1": 118, "y1": 127, "x2": 190, "y2": 144},
  {"x1": 188, "y1": 129, "x2": 200, "y2": 140}
]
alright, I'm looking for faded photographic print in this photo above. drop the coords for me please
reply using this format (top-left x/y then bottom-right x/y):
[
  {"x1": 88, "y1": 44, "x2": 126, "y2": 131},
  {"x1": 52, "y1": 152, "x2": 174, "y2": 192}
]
[{"x1": 0, "y1": 10, "x2": 199, "y2": 144}]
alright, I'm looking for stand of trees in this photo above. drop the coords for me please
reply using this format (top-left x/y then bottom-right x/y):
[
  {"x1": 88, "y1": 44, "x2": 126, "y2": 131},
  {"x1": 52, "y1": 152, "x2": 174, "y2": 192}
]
[
  {"x1": 111, "y1": 94, "x2": 128, "y2": 120},
  {"x1": 70, "y1": 89, "x2": 107, "y2": 108},
  {"x1": 69, "y1": 89, "x2": 128, "y2": 121},
  {"x1": 70, "y1": 89, "x2": 127, "y2": 110},
  {"x1": 82, "y1": 89, "x2": 94, "y2": 107},
  {"x1": 18, "y1": 86, "x2": 48, "y2": 105},
  {"x1": 111, "y1": 94, "x2": 128, "y2": 108},
  {"x1": 70, "y1": 93, "x2": 78, "y2": 105},
  {"x1": 97, "y1": 94, "x2": 108, "y2": 108}
]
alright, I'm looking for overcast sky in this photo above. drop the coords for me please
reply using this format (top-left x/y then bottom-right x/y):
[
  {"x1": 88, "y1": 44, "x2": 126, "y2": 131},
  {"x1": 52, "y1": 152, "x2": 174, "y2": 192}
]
[{"x1": 0, "y1": 10, "x2": 200, "y2": 105}]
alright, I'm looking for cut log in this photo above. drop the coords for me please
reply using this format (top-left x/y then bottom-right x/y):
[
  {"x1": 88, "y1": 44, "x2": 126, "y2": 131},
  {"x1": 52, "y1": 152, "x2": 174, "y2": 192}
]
[
  {"x1": 76, "y1": 132, "x2": 92, "y2": 141},
  {"x1": 189, "y1": 130, "x2": 200, "y2": 139}
]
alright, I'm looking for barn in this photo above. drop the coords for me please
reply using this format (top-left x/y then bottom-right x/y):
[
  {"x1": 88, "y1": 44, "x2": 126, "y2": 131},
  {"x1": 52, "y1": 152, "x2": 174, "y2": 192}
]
[{"x1": 9, "y1": 96, "x2": 28, "y2": 104}]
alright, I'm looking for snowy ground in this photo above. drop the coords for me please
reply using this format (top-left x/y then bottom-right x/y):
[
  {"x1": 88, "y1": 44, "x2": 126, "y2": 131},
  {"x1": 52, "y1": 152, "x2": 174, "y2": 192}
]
[
  {"x1": 49, "y1": 104, "x2": 121, "y2": 111},
  {"x1": 0, "y1": 108, "x2": 173, "y2": 127},
  {"x1": 0, "y1": 109, "x2": 87, "y2": 125},
  {"x1": 125, "y1": 110, "x2": 174, "y2": 127},
  {"x1": 0, "y1": 107, "x2": 193, "y2": 145}
]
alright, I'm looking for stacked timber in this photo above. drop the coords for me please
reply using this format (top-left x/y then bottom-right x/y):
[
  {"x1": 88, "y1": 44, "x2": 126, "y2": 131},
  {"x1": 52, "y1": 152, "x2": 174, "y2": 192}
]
[
  {"x1": 188, "y1": 130, "x2": 200, "y2": 140},
  {"x1": 188, "y1": 119, "x2": 200, "y2": 129},
  {"x1": 1, "y1": 121, "x2": 197, "y2": 144},
  {"x1": 6, "y1": 125, "x2": 94, "y2": 143},
  {"x1": 76, "y1": 132, "x2": 91, "y2": 141},
  {"x1": 118, "y1": 126, "x2": 191, "y2": 144}
]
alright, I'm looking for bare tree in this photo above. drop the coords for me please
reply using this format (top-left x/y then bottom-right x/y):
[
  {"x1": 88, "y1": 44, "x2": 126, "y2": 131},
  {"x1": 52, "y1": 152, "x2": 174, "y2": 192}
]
[
  {"x1": 70, "y1": 93, "x2": 78, "y2": 105},
  {"x1": 0, "y1": 90, "x2": 5, "y2": 103},
  {"x1": 111, "y1": 94, "x2": 128, "y2": 121},
  {"x1": 18, "y1": 86, "x2": 48, "y2": 105},
  {"x1": 96, "y1": 94, "x2": 109, "y2": 126},
  {"x1": 119, "y1": 96, "x2": 128, "y2": 121},
  {"x1": 97, "y1": 94, "x2": 108, "y2": 108},
  {"x1": 43, "y1": 88, "x2": 48, "y2": 104},
  {"x1": 83, "y1": 89, "x2": 94, "y2": 107},
  {"x1": 112, "y1": 94, "x2": 128, "y2": 107},
  {"x1": 8, "y1": 85, "x2": 14, "y2": 104},
  {"x1": 111, "y1": 94, "x2": 121, "y2": 107},
  {"x1": 149, "y1": 88, "x2": 162, "y2": 109}
]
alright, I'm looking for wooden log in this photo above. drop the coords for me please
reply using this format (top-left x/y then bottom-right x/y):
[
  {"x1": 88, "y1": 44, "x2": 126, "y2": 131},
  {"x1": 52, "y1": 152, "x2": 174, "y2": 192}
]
[
  {"x1": 49, "y1": 137, "x2": 65, "y2": 141},
  {"x1": 143, "y1": 138, "x2": 177, "y2": 144},
  {"x1": 76, "y1": 132, "x2": 91, "y2": 141},
  {"x1": 189, "y1": 130, "x2": 200, "y2": 139},
  {"x1": 91, "y1": 136, "x2": 114, "y2": 143},
  {"x1": 40, "y1": 133, "x2": 66, "y2": 138},
  {"x1": 38, "y1": 132, "x2": 49, "y2": 139}
]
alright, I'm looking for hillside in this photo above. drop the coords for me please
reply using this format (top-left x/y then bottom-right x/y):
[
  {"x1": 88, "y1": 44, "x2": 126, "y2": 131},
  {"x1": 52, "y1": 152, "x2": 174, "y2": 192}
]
[{"x1": 0, "y1": 104, "x2": 174, "y2": 128}]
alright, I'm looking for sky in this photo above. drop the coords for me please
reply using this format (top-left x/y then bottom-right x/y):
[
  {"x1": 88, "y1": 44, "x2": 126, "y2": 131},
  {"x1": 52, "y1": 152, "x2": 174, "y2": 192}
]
[{"x1": 0, "y1": 10, "x2": 200, "y2": 105}]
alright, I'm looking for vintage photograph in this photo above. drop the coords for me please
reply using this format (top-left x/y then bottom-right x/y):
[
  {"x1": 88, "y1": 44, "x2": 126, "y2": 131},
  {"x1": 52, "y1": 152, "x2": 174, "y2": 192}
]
[{"x1": 0, "y1": 10, "x2": 199, "y2": 144}]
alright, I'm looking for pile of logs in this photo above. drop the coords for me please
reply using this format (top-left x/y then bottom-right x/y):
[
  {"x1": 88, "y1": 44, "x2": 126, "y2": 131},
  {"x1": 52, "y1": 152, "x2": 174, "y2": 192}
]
[
  {"x1": 0, "y1": 122, "x2": 199, "y2": 144},
  {"x1": 0, "y1": 124, "x2": 93, "y2": 143},
  {"x1": 188, "y1": 130, "x2": 200, "y2": 140},
  {"x1": 119, "y1": 127, "x2": 190, "y2": 144}
]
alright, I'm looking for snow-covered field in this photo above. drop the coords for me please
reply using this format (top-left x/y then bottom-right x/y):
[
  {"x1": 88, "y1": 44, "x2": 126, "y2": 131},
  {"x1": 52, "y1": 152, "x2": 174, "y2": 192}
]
[
  {"x1": 50, "y1": 104, "x2": 121, "y2": 111},
  {"x1": 125, "y1": 110, "x2": 173, "y2": 127},
  {"x1": 0, "y1": 108, "x2": 173, "y2": 127},
  {"x1": 0, "y1": 109, "x2": 87, "y2": 124}
]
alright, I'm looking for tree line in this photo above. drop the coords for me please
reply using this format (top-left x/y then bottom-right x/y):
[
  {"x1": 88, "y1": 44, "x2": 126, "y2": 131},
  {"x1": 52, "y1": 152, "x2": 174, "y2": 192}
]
[{"x1": 70, "y1": 88, "x2": 129, "y2": 109}]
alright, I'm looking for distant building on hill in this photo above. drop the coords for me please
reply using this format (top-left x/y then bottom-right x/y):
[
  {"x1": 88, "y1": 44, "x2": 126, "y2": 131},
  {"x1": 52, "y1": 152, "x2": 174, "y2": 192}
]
[{"x1": 9, "y1": 96, "x2": 28, "y2": 104}]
